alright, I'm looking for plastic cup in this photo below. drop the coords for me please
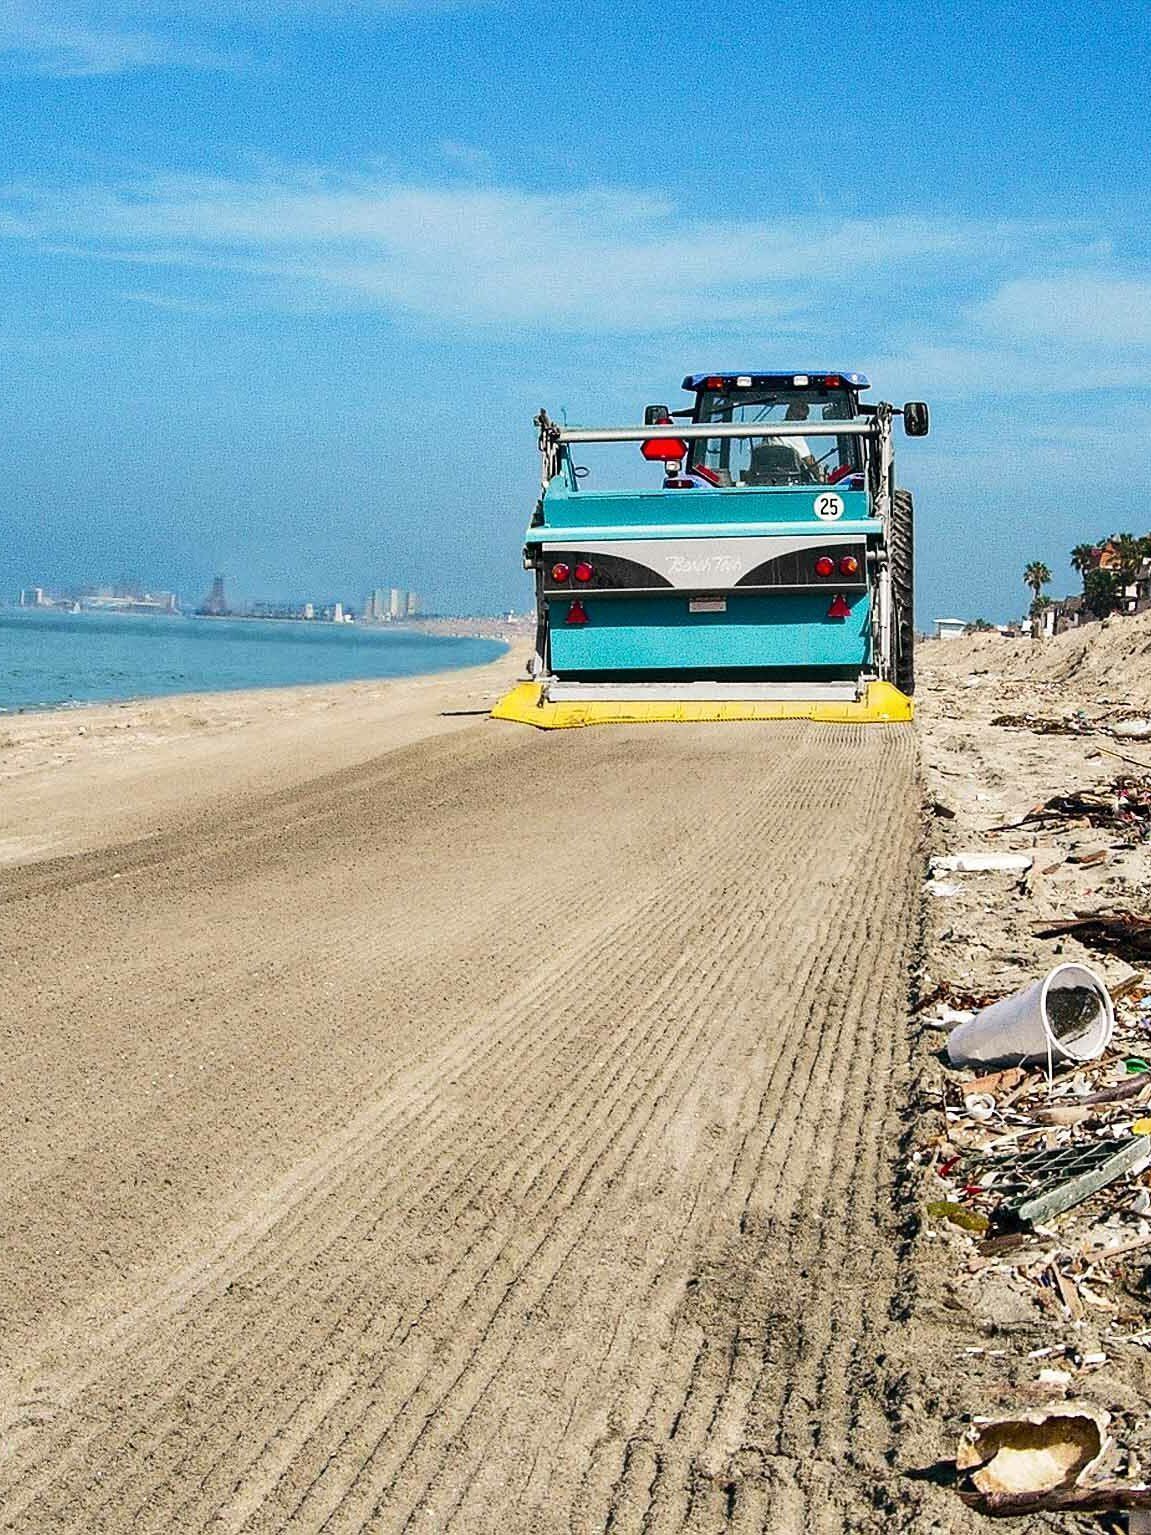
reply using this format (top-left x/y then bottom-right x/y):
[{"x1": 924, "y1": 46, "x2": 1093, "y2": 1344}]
[{"x1": 947, "y1": 964, "x2": 1114, "y2": 1068}]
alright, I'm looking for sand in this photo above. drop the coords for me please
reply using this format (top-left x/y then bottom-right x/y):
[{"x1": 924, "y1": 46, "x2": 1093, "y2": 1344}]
[
  {"x1": 0, "y1": 649, "x2": 933, "y2": 1531},
  {"x1": 0, "y1": 644, "x2": 527, "y2": 866}
]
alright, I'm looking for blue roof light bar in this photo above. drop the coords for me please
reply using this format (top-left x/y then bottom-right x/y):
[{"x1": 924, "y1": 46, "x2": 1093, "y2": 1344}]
[{"x1": 682, "y1": 371, "x2": 871, "y2": 391}]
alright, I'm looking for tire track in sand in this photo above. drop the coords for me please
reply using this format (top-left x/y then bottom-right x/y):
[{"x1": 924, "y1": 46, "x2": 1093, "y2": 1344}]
[{"x1": 0, "y1": 719, "x2": 920, "y2": 1533}]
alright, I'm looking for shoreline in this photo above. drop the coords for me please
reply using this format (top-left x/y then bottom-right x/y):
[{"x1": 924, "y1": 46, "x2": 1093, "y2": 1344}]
[{"x1": 1, "y1": 610, "x2": 527, "y2": 718}]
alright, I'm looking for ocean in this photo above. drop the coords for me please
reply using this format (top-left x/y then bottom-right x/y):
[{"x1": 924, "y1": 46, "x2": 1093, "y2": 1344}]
[{"x1": 0, "y1": 608, "x2": 507, "y2": 713}]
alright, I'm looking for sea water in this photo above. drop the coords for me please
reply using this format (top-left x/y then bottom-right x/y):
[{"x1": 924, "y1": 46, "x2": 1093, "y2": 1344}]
[{"x1": 0, "y1": 609, "x2": 507, "y2": 713}]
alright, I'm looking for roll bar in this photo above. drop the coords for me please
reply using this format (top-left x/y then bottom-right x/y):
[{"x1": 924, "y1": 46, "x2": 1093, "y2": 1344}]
[{"x1": 556, "y1": 421, "x2": 876, "y2": 443}]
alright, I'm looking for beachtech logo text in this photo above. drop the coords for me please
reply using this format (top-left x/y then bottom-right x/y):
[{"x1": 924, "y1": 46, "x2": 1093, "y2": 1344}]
[{"x1": 665, "y1": 554, "x2": 742, "y2": 579}]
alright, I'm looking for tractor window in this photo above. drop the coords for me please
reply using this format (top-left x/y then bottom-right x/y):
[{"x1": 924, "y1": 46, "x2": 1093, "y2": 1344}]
[{"x1": 690, "y1": 388, "x2": 863, "y2": 487}]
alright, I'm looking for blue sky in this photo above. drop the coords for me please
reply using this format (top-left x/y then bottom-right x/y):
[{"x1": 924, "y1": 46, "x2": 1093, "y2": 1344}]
[{"x1": 1, "y1": 0, "x2": 1149, "y2": 619}]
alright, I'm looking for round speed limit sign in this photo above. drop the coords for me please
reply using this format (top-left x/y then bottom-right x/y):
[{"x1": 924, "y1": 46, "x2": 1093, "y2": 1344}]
[{"x1": 814, "y1": 492, "x2": 845, "y2": 521}]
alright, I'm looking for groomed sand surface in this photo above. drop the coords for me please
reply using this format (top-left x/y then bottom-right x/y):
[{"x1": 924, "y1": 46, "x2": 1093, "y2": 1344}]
[{"x1": 0, "y1": 652, "x2": 937, "y2": 1532}]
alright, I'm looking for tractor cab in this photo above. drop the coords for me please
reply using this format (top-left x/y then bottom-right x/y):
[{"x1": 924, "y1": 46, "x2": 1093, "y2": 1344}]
[{"x1": 686, "y1": 372, "x2": 868, "y2": 489}]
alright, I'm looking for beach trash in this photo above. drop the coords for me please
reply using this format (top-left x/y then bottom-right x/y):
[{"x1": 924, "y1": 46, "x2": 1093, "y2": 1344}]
[
  {"x1": 947, "y1": 964, "x2": 1114, "y2": 1068},
  {"x1": 957, "y1": 1403, "x2": 1111, "y2": 1496}
]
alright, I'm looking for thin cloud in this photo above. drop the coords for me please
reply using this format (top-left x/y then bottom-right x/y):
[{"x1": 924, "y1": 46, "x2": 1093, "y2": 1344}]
[
  {"x1": 0, "y1": 0, "x2": 478, "y2": 75},
  {"x1": 0, "y1": 3, "x2": 245, "y2": 75},
  {"x1": 972, "y1": 273, "x2": 1151, "y2": 347},
  {"x1": 0, "y1": 170, "x2": 1047, "y2": 332}
]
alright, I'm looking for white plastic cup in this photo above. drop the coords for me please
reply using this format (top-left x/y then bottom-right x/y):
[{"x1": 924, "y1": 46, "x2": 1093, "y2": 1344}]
[{"x1": 947, "y1": 963, "x2": 1114, "y2": 1068}]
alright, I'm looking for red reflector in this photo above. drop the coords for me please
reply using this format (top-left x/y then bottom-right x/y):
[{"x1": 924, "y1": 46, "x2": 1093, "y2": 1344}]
[
  {"x1": 823, "y1": 374, "x2": 842, "y2": 387},
  {"x1": 566, "y1": 600, "x2": 588, "y2": 625},
  {"x1": 828, "y1": 593, "x2": 852, "y2": 620},
  {"x1": 641, "y1": 437, "x2": 688, "y2": 462},
  {"x1": 704, "y1": 376, "x2": 724, "y2": 389},
  {"x1": 839, "y1": 555, "x2": 859, "y2": 576},
  {"x1": 815, "y1": 555, "x2": 835, "y2": 577},
  {"x1": 551, "y1": 562, "x2": 570, "y2": 582},
  {"x1": 573, "y1": 561, "x2": 593, "y2": 582}
]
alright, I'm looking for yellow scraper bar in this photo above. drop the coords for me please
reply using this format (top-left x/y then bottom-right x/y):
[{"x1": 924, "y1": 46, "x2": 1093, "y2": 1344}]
[{"x1": 491, "y1": 681, "x2": 913, "y2": 729}]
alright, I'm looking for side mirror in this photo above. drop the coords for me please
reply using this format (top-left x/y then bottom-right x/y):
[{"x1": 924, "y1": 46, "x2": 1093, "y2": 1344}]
[
  {"x1": 903, "y1": 401, "x2": 930, "y2": 437},
  {"x1": 644, "y1": 404, "x2": 672, "y2": 425}
]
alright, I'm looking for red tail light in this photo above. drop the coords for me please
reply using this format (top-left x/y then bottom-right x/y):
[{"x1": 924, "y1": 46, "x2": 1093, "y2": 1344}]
[
  {"x1": 551, "y1": 562, "x2": 570, "y2": 582},
  {"x1": 573, "y1": 562, "x2": 593, "y2": 583},
  {"x1": 839, "y1": 555, "x2": 859, "y2": 577},
  {"x1": 828, "y1": 593, "x2": 852, "y2": 620},
  {"x1": 566, "y1": 600, "x2": 588, "y2": 625},
  {"x1": 641, "y1": 437, "x2": 688, "y2": 462},
  {"x1": 815, "y1": 555, "x2": 835, "y2": 577}
]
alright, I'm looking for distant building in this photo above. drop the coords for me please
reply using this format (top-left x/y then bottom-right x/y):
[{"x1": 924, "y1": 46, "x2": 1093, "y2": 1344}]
[
  {"x1": 19, "y1": 586, "x2": 46, "y2": 607},
  {"x1": 388, "y1": 587, "x2": 407, "y2": 620},
  {"x1": 933, "y1": 617, "x2": 967, "y2": 640},
  {"x1": 200, "y1": 575, "x2": 228, "y2": 616},
  {"x1": 406, "y1": 591, "x2": 420, "y2": 617}
]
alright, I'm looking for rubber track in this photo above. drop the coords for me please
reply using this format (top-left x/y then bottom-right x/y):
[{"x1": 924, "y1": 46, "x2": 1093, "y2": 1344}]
[{"x1": 0, "y1": 720, "x2": 920, "y2": 1533}]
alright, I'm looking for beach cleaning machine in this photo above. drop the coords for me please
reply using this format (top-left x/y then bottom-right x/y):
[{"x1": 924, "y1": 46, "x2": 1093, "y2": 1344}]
[{"x1": 493, "y1": 370, "x2": 929, "y2": 728}]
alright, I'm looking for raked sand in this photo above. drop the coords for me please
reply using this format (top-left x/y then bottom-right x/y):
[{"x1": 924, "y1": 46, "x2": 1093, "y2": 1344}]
[{"x1": 0, "y1": 642, "x2": 935, "y2": 1532}]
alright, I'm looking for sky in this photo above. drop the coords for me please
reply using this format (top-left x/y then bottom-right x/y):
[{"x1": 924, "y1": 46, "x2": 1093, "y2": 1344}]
[{"x1": 1, "y1": 0, "x2": 1149, "y2": 620}]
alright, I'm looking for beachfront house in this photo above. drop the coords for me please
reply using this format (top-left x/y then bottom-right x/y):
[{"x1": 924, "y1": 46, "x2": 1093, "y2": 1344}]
[{"x1": 933, "y1": 617, "x2": 967, "y2": 641}]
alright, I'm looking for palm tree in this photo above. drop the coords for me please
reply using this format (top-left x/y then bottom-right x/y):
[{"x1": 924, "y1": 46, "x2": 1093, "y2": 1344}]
[
  {"x1": 1023, "y1": 561, "x2": 1052, "y2": 603},
  {"x1": 1112, "y1": 533, "x2": 1145, "y2": 582},
  {"x1": 1070, "y1": 543, "x2": 1099, "y2": 579}
]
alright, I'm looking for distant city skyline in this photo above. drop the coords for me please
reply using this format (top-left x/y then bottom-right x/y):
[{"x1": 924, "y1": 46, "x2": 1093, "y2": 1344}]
[{"x1": 17, "y1": 576, "x2": 430, "y2": 622}]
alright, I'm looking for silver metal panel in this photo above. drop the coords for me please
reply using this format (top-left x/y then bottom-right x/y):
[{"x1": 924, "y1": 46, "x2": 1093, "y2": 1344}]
[{"x1": 546, "y1": 680, "x2": 861, "y2": 703}]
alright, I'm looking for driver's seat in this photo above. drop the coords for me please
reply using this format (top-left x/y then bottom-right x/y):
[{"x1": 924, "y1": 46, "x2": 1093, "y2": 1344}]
[{"x1": 744, "y1": 442, "x2": 802, "y2": 485}]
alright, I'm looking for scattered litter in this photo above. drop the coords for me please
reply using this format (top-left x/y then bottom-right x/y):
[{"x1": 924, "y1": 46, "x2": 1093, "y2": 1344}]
[
  {"x1": 956, "y1": 1403, "x2": 1111, "y2": 1496},
  {"x1": 991, "y1": 778, "x2": 1151, "y2": 841},
  {"x1": 964, "y1": 1092, "x2": 997, "y2": 1122},
  {"x1": 1035, "y1": 911, "x2": 1151, "y2": 963},
  {"x1": 926, "y1": 1199, "x2": 990, "y2": 1234},
  {"x1": 925, "y1": 879, "x2": 962, "y2": 898},
  {"x1": 932, "y1": 852, "x2": 1034, "y2": 874},
  {"x1": 1112, "y1": 719, "x2": 1151, "y2": 741},
  {"x1": 981, "y1": 1136, "x2": 1151, "y2": 1228},
  {"x1": 967, "y1": 1066, "x2": 1027, "y2": 1097},
  {"x1": 1068, "y1": 847, "x2": 1110, "y2": 867},
  {"x1": 990, "y1": 713, "x2": 1096, "y2": 736},
  {"x1": 1036, "y1": 1368, "x2": 1073, "y2": 1388},
  {"x1": 947, "y1": 964, "x2": 1114, "y2": 1068}
]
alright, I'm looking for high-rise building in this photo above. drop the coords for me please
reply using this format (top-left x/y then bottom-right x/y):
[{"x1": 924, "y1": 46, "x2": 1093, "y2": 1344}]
[
  {"x1": 406, "y1": 591, "x2": 420, "y2": 617},
  {"x1": 200, "y1": 575, "x2": 228, "y2": 616},
  {"x1": 388, "y1": 587, "x2": 407, "y2": 620}
]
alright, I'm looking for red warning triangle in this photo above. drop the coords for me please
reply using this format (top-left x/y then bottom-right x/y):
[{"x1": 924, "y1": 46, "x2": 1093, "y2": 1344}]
[
  {"x1": 566, "y1": 600, "x2": 589, "y2": 626},
  {"x1": 827, "y1": 593, "x2": 851, "y2": 620}
]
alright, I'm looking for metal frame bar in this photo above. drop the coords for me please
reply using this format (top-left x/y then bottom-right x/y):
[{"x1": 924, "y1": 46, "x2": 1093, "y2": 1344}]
[{"x1": 557, "y1": 421, "x2": 876, "y2": 444}]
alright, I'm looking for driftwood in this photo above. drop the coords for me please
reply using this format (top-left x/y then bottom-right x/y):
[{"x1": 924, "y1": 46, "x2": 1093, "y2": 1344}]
[
  {"x1": 1035, "y1": 911, "x2": 1151, "y2": 961},
  {"x1": 961, "y1": 1483, "x2": 1151, "y2": 1516}
]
